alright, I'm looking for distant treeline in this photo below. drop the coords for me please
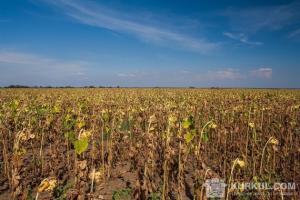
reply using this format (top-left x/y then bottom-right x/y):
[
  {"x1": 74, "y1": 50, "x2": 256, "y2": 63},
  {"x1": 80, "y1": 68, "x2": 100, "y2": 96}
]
[
  {"x1": 1, "y1": 85, "x2": 119, "y2": 88},
  {"x1": 1, "y1": 85, "x2": 208, "y2": 89},
  {"x1": 1, "y1": 85, "x2": 295, "y2": 89}
]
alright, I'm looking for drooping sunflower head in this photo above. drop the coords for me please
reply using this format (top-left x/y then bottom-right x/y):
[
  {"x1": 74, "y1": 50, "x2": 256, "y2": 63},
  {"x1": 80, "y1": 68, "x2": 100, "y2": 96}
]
[
  {"x1": 37, "y1": 177, "x2": 57, "y2": 193},
  {"x1": 235, "y1": 158, "x2": 246, "y2": 168}
]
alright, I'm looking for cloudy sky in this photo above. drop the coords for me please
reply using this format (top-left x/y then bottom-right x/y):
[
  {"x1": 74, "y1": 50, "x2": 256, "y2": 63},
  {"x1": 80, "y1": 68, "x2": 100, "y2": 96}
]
[{"x1": 0, "y1": 0, "x2": 300, "y2": 87}]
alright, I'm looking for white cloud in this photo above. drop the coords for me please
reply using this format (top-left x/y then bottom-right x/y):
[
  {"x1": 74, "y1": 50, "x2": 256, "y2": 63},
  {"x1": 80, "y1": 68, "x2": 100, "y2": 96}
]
[
  {"x1": 206, "y1": 68, "x2": 242, "y2": 80},
  {"x1": 223, "y1": 32, "x2": 263, "y2": 46},
  {"x1": 0, "y1": 50, "x2": 88, "y2": 85},
  {"x1": 250, "y1": 68, "x2": 272, "y2": 79},
  {"x1": 116, "y1": 70, "x2": 150, "y2": 78},
  {"x1": 117, "y1": 73, "x2": 136, "y2": 77},
  {"x1": 71, "y1": 67, "x2": 276, "y2": 87},
  {"x1": 288, "y1": 28, "x2": 300, "y2": 38},
  {"x1": 0, "y1": 51, "x2": 54, "y2": 65},
  {"x1": 222, "y1": 2, "x2": 300, "y2": 33},
  {"x1": 43, "y1": 0, "x2": 218, "y2": 53},
  {"x1": 115, "y1": 68, "x2": 244, "y2": 83}
]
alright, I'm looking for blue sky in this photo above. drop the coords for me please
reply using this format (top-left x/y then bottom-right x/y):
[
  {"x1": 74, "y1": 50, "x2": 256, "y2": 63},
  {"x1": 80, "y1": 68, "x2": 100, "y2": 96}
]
[{"x1": 0, "y1": 0, "x2": 300, "y2": 87}]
